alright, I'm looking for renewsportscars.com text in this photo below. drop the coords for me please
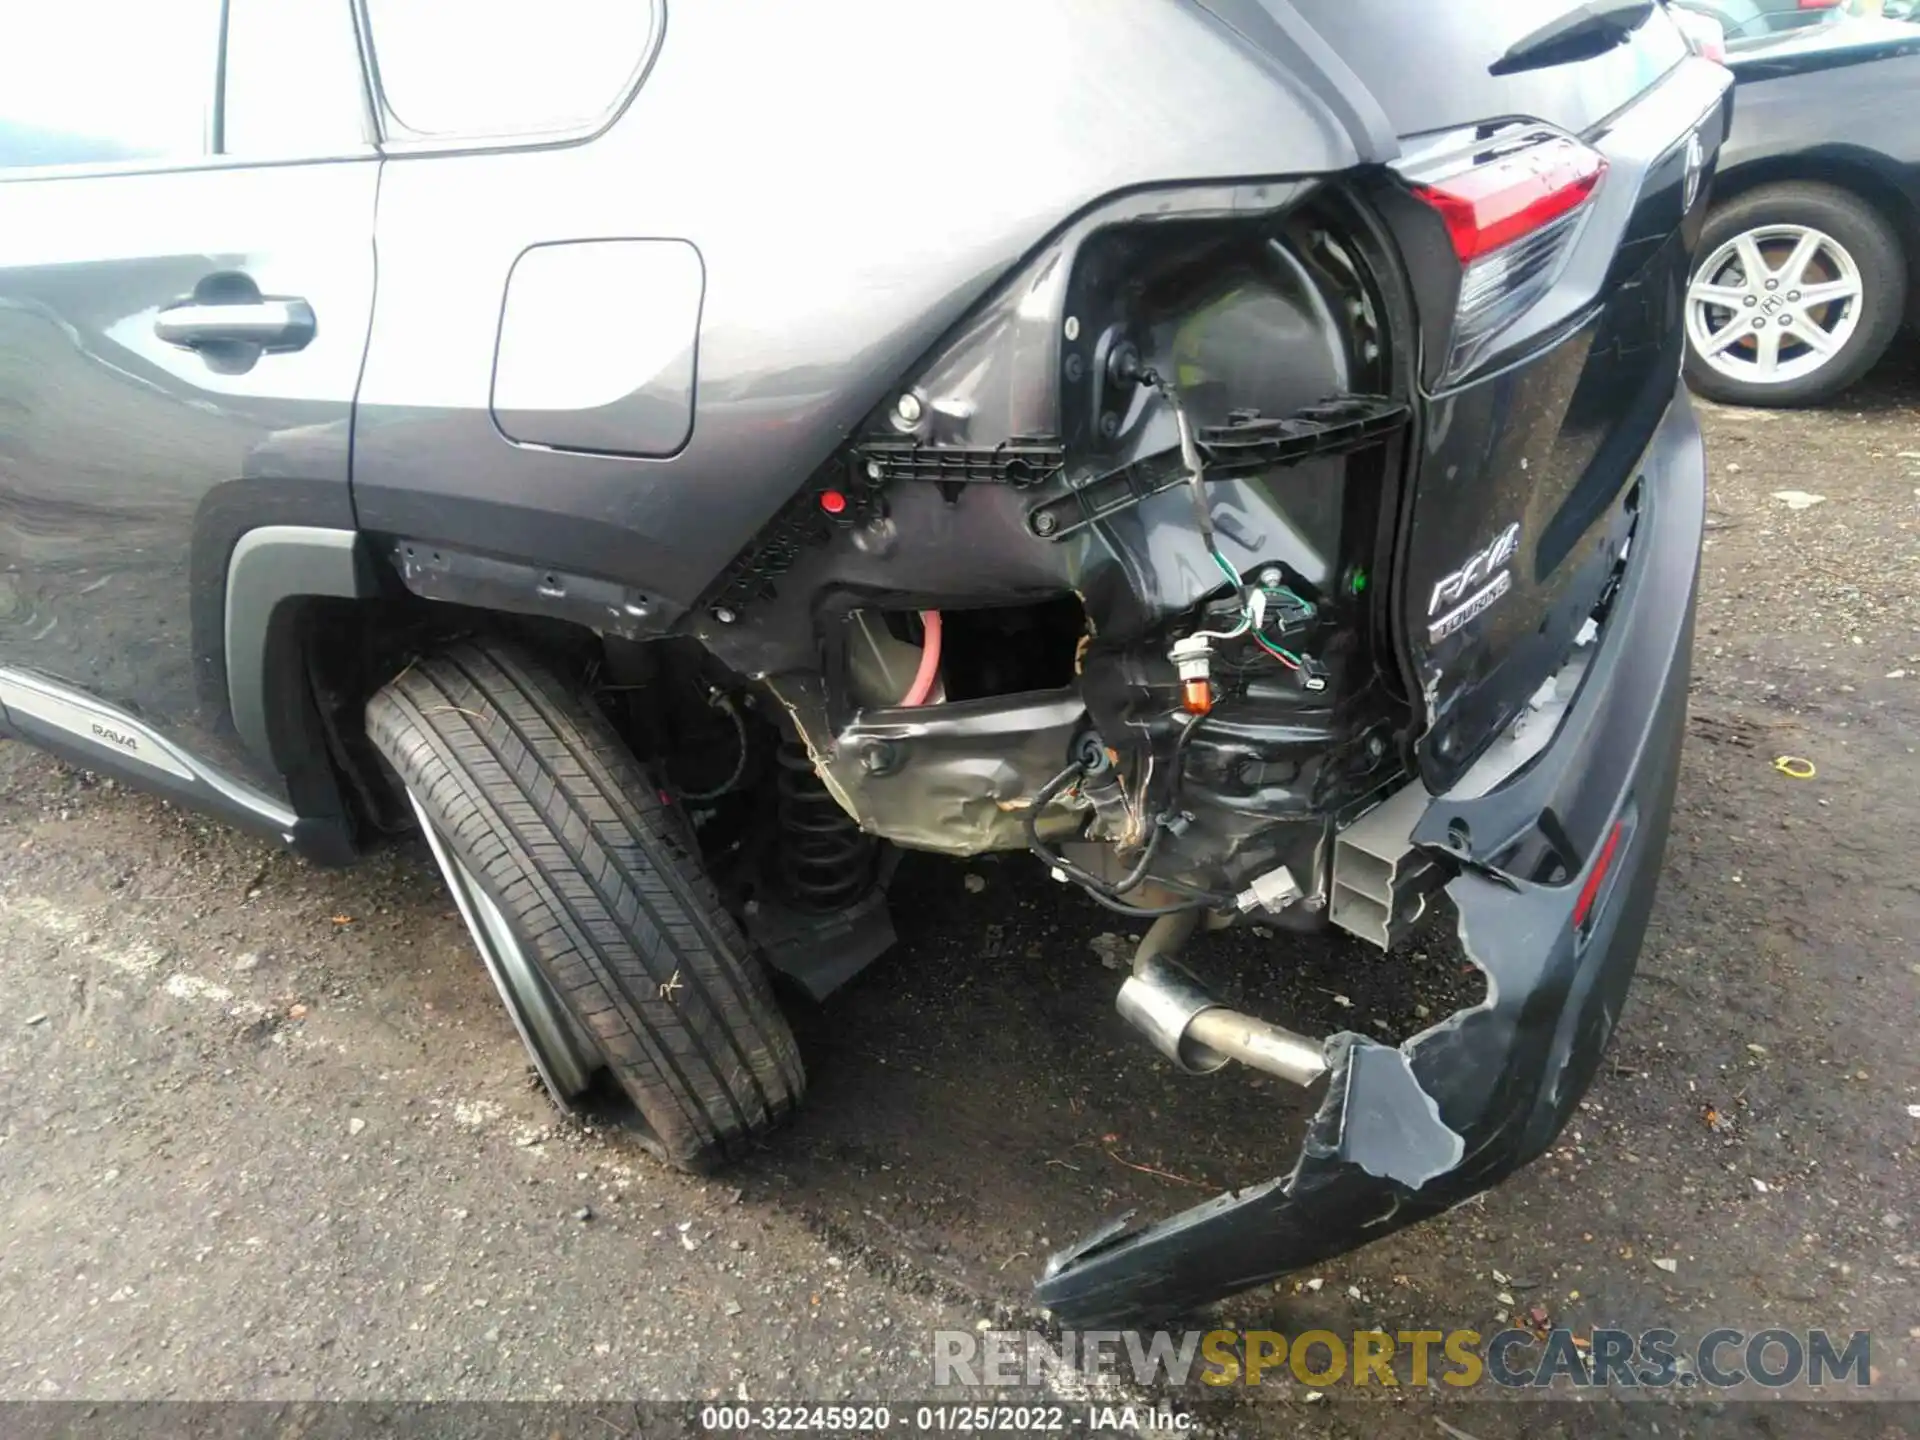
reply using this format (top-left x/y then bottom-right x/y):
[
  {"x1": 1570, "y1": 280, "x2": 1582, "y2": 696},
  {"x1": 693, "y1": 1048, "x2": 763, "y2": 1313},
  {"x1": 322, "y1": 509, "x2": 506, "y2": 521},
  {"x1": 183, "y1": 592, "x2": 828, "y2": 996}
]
[{"x1": 934, "y1": 1327, "x2": 1873, "y2": 1391}]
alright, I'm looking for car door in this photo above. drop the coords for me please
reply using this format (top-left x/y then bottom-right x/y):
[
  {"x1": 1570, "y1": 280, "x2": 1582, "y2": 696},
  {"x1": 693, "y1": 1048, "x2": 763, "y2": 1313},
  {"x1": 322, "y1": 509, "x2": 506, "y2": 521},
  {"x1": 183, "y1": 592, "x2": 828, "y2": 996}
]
[{"x1": 0, "y1": 0, "x2": 376, "y2": 824}]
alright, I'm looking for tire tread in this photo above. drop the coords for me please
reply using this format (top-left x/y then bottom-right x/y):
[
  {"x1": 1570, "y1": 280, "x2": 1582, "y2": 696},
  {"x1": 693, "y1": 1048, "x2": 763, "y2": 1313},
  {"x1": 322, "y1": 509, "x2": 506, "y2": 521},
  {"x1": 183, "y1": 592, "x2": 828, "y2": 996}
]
[{"x1": 365, "y1": 642, "x2": 802, "y2": 1167}]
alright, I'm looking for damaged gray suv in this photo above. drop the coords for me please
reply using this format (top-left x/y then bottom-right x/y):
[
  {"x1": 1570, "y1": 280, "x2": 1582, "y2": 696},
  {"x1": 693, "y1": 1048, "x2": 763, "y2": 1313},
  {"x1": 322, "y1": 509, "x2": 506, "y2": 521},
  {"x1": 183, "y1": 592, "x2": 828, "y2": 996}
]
[{"x1": 0, "y1": 0, "x2": 1731, "y2": 1323}]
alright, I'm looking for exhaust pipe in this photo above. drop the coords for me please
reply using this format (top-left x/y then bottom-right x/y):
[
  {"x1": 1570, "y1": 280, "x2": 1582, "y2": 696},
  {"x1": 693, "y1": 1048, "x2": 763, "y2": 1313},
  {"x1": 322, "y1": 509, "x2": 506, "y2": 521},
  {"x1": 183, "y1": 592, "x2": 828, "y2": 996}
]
[{"x1": 1116, "y1": 917, "x2": 1328, "y2": 1088}]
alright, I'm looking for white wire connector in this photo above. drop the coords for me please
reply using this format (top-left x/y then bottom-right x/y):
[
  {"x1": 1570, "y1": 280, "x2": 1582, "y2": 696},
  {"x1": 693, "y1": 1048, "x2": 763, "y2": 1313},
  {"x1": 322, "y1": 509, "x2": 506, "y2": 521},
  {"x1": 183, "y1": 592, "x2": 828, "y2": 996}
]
[
  {"x1": 1189, "y1": 585, "x2": 1265, "y2": 644},
  {"x1": 1235, "y1": 865, "x2": 1303, "y2": 915}
]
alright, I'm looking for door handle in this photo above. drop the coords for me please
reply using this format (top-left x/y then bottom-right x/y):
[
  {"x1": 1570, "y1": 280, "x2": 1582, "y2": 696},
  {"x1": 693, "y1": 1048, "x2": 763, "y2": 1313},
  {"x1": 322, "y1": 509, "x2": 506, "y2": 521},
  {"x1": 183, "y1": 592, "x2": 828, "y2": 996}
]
[{"x1": 155, "y1": 297, "x2": 316, "y2": 353}]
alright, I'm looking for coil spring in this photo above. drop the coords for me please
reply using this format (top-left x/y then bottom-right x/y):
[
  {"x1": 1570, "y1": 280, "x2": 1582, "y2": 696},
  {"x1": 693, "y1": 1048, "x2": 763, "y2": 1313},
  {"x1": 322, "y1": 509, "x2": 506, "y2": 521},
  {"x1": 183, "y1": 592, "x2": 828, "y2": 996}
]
[{"x1": 775, "y1": 742, "x2": 876, "y2": 911}]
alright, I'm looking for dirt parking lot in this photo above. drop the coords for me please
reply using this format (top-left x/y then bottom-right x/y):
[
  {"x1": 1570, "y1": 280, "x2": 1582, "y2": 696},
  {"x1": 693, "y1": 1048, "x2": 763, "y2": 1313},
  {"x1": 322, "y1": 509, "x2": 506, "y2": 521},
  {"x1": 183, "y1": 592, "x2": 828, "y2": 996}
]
[{"x1": 2, "y1": 357, "x2": 1917, "y2": 1437}]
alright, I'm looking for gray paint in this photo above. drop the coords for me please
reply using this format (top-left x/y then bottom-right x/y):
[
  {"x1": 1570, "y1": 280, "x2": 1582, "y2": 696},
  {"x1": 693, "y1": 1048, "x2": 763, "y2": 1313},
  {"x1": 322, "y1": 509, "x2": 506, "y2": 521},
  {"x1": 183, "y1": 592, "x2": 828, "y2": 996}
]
[
  {"x1": 360, "y1": 0, "x2": 666, "y2": 152},
  {"x1": 490, "y1": 239, "x2": 704, "y2": 458},
  {"x1": 351, "y1": 0, "x2": 1687, "y2": 620},
  {"x1": 1304, "y1": 0, "x2": 1688, "y2": 138},
  {"x1": 0, "y1": 157, "x2": 377, "y2": 797},
  {"x1": 349, "y1": 0, "x2": 1364, "y2": 611},
  {"x1": 0, "y1": 0, "x2": 1717, "y2": 1321},
  {"x1": 0, "y1": 0, "x2": 1697, "y2": 839},
  {"x1": 1034, "y1": 383, "x2": 1704, "y2": 1325}
]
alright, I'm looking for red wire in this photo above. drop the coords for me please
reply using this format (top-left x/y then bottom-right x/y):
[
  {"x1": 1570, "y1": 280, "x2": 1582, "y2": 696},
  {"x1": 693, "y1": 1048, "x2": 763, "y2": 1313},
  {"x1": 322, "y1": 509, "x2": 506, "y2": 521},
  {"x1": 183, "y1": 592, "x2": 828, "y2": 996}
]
[{"x1": 900, "y1": 610, "x2": 943, "y2": 707}]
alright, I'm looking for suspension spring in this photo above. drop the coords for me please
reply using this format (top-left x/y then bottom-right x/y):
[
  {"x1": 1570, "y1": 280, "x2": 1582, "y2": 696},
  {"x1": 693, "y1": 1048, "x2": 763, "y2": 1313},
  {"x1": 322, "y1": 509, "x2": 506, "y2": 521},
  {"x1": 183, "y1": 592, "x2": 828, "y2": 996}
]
[{"x1": 774, "y1": 741, "x2": 876, "y2": 911}]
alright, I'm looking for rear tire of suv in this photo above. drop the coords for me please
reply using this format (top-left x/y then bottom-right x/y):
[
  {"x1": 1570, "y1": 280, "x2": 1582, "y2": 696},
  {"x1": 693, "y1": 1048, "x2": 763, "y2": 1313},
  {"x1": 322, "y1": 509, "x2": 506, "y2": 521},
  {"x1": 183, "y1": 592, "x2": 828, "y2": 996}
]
[
  {"x1": 366, "y1": 641, "x2": 804, "y2": 1170},
  {"x1": 1685, "y1": 183, "x2": 1906, "y2": 409}
]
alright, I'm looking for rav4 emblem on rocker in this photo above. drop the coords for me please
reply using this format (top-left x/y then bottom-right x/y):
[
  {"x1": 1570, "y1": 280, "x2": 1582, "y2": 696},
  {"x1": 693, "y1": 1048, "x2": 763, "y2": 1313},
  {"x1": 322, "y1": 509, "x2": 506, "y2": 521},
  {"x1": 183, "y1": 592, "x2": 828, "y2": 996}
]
[
  {"x1": 1428, "y1": 522, "x2": 1520, "y2": 643},
  {"x1": 90, "y1": 721, "x2": 141, "y2": 755}
]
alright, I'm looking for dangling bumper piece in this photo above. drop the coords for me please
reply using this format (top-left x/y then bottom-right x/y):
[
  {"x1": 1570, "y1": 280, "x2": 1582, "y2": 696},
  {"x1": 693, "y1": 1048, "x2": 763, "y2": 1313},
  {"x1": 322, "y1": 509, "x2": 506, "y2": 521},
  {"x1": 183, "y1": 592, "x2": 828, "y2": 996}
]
[{"x1": 1036, "y1": 390, "x2": 1703, "y2": 1324}]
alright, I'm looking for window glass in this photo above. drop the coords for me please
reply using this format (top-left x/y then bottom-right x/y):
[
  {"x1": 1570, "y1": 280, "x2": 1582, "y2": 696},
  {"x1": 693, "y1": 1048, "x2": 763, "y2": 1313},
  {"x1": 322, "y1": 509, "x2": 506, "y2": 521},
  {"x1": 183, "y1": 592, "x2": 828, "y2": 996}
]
[
  {"x1": 0, "y1": 2, "x2": 220, "y2": 170},
  {"x1": 223, "y1": 0, "x2": 370, "y2": 156},
  {"x1": 364, "y1": 0, "x2": 656, "y2": 139}
]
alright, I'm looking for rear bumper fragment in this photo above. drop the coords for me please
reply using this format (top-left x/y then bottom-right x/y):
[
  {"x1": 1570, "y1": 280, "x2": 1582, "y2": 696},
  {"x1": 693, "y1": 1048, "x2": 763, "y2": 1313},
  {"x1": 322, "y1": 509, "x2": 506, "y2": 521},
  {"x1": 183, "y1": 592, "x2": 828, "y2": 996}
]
[{"x1": 1034, "y1": 386, "x2": 1704, "y2": 1325}]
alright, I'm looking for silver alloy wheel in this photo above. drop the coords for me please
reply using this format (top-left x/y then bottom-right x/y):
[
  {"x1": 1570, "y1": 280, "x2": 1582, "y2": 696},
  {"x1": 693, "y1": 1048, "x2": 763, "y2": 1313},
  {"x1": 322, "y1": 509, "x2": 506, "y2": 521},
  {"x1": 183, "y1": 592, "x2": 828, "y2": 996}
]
[
  {"x1": 1687, "y1": 223, "x2": 1864, "y2": 386},
  {"x1": 408, "y1": 793, "x2": 600, "y2": 1106}
]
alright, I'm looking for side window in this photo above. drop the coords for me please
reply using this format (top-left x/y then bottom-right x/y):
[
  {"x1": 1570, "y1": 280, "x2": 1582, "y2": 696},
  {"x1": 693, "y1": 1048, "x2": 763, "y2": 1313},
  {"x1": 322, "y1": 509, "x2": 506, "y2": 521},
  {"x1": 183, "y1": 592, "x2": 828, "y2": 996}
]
[
  {"x1": 362, "y1": 0, "x2": 660, "y2": 141},
  {"x1": 222, "y1": 0, "x2": 371, "y2": 156},
  {"x1": 0, "y1": 2, "x2": 222, "y2": 170}
]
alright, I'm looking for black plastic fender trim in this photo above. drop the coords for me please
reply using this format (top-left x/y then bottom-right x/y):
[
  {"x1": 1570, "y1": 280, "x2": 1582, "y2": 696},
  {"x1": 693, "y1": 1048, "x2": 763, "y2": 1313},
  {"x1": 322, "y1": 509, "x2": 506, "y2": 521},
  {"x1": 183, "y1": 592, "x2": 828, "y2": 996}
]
[
  {"x1": 224, "y1": 525, "x2": 377, "y2": 865},
  {"x1": 224, "y1": 526, "x2": 375, "y2": 767}
]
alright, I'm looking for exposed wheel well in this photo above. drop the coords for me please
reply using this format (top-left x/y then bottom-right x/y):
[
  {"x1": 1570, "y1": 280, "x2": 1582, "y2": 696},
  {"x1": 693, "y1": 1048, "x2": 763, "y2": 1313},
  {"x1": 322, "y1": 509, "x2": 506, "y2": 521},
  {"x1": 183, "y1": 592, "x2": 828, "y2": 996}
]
[{"x1": 294, "y1": 593, "x2": 621, "y2": 847}]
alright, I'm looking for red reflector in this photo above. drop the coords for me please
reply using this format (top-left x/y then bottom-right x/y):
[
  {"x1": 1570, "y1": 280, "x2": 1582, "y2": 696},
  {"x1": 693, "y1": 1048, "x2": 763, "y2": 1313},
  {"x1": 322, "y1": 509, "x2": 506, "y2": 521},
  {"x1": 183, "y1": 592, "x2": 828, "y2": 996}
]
[
  {"x1": 1798, "y1": 0, "x2": 1839, "y2": 9},
  {"x1": 1415, "y1": 137, "x2": 1608, "y2": 264},
  {"x1": 1573, "y1": 820, "x2": 1625, "y2": 930},
  {"x1": 818, "y1": 489, "x2": 848, "y2": 515}
]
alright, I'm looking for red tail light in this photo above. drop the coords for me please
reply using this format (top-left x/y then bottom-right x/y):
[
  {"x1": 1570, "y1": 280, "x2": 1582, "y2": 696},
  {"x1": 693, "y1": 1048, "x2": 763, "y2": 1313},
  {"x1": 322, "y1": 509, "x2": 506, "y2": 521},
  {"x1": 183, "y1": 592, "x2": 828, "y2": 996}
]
[
  {"x1": 1797, "y1": 0, "x2": 1840, "y2": 9},
  {"x1": 1573, "y1": 820, "x2": 1626, "y2": 931},
  {"x1": 1406, "y1": 130, "x2": 1609, "y2": 382},
  {"x1": 1671, "y1": 6, "x2": 1729, "y2": 63},
  {"x1": 1413, "y1": 137, "x2": 1608, "y2": 264}
]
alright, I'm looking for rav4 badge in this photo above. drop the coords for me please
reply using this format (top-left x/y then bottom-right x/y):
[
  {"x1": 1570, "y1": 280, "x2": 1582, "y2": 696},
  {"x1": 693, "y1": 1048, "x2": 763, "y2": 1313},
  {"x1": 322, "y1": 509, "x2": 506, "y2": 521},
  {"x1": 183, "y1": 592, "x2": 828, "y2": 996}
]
[{"x1": 1428, "y1": 522, "x2": 1520, "y2": 644}]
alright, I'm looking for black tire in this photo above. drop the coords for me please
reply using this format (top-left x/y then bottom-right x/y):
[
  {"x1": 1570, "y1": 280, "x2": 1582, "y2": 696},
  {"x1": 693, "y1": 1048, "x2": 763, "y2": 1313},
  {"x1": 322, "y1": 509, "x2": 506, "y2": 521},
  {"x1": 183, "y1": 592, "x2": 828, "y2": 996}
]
[
  {"x1": 366, "y1": 641, "x2": 803, "y2": 1169},
  {"x1": 1685, "y1": 182, "x2": 1906, "y2": 408}
]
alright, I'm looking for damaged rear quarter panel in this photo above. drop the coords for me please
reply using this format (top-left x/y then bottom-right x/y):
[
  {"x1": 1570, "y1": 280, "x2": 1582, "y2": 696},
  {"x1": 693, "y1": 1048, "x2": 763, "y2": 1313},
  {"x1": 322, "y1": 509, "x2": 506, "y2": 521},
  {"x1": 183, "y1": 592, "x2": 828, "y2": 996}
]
[
  {"x1": 349, "y1": 0, "x2": 1364, "y2": 619},
  {"x1": 1034, "y1": 391, "x2": 1701, "y2": 1327}
]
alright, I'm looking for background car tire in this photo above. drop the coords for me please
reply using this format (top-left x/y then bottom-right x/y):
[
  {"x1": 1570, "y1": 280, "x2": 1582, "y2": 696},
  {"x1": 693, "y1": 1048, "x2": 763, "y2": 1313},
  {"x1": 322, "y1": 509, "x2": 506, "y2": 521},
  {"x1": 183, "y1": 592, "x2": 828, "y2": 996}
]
[
  {"x1": 1685, "y1": 182, "x2": 1906, "y2": 408},
  {"x1": 366, "y1": 641, "x2": 804, "y2": 1170}
]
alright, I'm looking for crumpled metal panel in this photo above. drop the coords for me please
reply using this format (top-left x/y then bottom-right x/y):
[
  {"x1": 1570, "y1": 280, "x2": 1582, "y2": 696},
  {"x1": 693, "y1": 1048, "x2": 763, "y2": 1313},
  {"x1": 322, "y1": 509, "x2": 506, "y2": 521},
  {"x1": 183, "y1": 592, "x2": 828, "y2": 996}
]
[{"x1": 766, "y1": 682, "x2": 1088, "y2": 858}]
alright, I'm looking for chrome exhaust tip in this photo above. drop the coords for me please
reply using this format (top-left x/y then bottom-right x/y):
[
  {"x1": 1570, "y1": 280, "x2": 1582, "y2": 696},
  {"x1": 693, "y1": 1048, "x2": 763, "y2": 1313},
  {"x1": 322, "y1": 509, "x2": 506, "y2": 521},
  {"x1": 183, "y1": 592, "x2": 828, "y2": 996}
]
[{"x1": 1118, "y1": 953, "x2": 1329, "y2": 1088}]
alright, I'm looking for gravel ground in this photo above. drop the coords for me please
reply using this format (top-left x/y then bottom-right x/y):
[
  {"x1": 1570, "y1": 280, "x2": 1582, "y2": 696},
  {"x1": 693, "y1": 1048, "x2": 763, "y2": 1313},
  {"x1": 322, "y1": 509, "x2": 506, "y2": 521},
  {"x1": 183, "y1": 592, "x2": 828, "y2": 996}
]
[{"x1": 1, "y1": 357, "x2": 1916, "y2": 1437}]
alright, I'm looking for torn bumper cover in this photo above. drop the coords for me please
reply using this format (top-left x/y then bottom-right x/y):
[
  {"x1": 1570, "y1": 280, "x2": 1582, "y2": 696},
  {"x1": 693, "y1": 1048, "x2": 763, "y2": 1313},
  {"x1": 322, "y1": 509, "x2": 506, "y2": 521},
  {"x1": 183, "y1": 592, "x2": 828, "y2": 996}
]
[{"x1": 1034, "y1": 389, "x2": 1704, "y2": 1326}]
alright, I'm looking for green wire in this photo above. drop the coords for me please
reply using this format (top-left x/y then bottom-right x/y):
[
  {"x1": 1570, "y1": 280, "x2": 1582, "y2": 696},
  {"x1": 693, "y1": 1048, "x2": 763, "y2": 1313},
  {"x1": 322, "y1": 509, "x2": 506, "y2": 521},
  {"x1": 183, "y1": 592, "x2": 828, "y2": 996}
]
[
  {"x1": 1212, "y1": 552, "x2": 1313, "y2": 674},
  {"x1": 1261, "y1": 583, "x2": 1315, "y2": 618}
]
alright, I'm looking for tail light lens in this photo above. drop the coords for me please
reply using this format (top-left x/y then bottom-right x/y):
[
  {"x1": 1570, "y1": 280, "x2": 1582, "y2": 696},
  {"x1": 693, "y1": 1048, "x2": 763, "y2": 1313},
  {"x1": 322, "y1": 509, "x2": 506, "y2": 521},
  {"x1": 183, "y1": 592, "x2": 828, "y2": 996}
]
[
  {"x1": 1410, "y1": 132, "x2": 1608, "y2": 384},
  {"x1": 1415, "y1": 136, "x2": 1607, "y2": 264},
  {"x1": 1670, "y1": 7, "x2": 1728, "y2": 62}
]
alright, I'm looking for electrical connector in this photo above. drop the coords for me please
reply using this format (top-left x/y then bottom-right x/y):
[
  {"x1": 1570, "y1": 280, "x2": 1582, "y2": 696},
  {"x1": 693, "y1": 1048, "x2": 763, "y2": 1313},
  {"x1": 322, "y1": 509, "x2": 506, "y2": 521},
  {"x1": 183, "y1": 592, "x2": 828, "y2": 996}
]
[
  {"x1": 1260, "y1": 584, "x2": 1316, "y2": 635},
  {"x1": 1235, "y1": 865, "x2": 1303, "y2": 914}
]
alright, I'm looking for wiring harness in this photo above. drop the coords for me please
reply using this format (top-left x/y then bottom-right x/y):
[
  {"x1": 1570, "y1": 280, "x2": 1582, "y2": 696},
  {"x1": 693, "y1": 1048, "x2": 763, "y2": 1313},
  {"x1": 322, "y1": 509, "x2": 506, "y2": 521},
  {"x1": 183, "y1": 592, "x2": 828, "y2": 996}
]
[
  {"x1": 1141, "y1": 370, "x2": 1327, "y2": 713},
  {"x1": 1024, "y1": 373, "x2": 1330, "y2": 917},
  {"x1": 1022, "y1": 726, "x2": 1241, "y2": 917}
]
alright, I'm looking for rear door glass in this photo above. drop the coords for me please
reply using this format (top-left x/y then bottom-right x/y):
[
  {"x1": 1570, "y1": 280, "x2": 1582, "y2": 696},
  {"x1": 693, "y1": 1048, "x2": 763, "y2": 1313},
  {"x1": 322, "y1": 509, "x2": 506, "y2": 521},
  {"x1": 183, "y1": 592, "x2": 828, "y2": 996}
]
[
  {"x1": 0, "y1": 2, "x2": 219, "y2": 170},
  {"x1": 222, "y1": 0, "x2": 371, "y2": 156},
  {"x1": 363, "y1": 0, "x2": 660, "y2": 141}
]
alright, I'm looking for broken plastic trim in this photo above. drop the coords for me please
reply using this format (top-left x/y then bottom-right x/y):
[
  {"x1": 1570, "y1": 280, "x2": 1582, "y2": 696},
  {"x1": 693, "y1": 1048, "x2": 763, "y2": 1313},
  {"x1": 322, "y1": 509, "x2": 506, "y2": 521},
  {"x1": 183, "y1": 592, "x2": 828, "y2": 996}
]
[
  {"x1": 1033, "y1": 389, "x2": 1702, "y2": 1325},
  {"x1": 1023, "y1": 395, "x2": 1407, "y2": 542}
]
